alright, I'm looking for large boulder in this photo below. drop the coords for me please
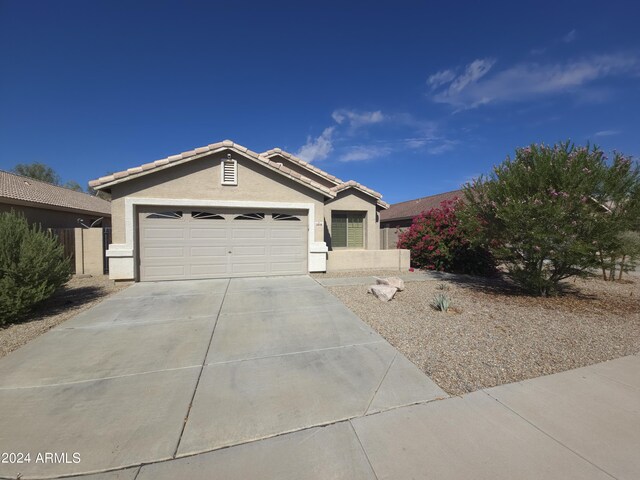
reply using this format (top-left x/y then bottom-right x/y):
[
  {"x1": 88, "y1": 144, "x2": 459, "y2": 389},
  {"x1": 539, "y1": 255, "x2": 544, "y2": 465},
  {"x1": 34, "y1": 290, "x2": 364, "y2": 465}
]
[
  {"x1": 374, "y1": 276, "x2": 405, "y2": 291},
  {"x1": 367, "y1": 284, "x2": 398, "y2": 302}
]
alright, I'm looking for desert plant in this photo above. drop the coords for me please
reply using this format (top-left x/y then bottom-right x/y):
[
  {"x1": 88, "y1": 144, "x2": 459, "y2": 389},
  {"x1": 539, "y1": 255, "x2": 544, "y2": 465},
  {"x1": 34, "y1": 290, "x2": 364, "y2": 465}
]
[
  {"x1": 430, "y1": 293, "x2": 452, "y2": 312},
  {"x1": 615, "y1": 230, "x2": 640, "y2": 279},
  {"x1": 435, "y1": 282, "x2": 450, "y2": 290},
  {"x1": 461, "y1": 142, "x2": 640, "y2": 296},
  {"x1": 397, "y1": 199, "x2": 495, "y2": 276},
  {"x1": 0, "y1": 211, "x2": 72, "y2": 324}
]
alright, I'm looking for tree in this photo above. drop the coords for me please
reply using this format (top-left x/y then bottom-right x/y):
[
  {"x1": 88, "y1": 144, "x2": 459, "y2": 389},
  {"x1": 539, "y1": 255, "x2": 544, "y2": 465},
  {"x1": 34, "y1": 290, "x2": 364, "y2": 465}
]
[
  {"x1": 13, "y1": 162, "x2": 61, "y2": 185},
  {"x1": 593, "y1": 153, "x2": 640, "y2": 280},
  {"x1": 397, "y1": 198, "x2": 495, "y2": 275},
  {"x1": 64, "y1": 180, "x2": 84, "y2": 192},
  {"x1": 461, "y1": 142, "x2": 640, "y2": 296}
]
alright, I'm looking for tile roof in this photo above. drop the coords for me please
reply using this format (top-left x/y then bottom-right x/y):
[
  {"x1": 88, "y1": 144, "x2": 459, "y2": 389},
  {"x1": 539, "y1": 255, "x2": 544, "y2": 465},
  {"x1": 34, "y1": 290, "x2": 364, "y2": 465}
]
[
  {"x1": 380, "y1": 189, "x2": 463, "y2": 222},
  {"x1": 261, "y1": 148, "x2": 343, "y2": 184},
  {"x1": 331, "y1": 180, "x2": 389, "y2": 208},
  {"x1": 89, "y1": 140, "x2": 336, "y2": 198},
  {"x1": 0, "y1": 170, "x2": 111, "y2": 216}
]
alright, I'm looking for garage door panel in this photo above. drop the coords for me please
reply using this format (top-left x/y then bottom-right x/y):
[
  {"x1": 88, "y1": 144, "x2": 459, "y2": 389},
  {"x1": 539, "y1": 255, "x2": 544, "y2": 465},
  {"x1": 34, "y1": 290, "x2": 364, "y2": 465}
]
[
  {"x1": 231, "y1": 263, "x2": 268, "y2": 274},
  {"x1": 190, "y1": 264, "x2": 230, "y2": 276},
  {"x1": 143, "y1": 246, "x2": 186, "y2": 258},
  {"x1": 271, "y1": 245, "x2": 305, "y2": 256},
  {"x1": 232, "y1": 228, "x2": 268, "y2": 240},
  {"x1": 190, "y1": 228, "x2": 227, "y2": 239},
  {"x1": 145, "y1": 265, "x2": 186, "y2": 279},
  {"x1": 139, "y1": 208, "x2": 307, "y2": 281},
  {"x1": 270, "y1": 228, "x2": 306, "y2": 240},
  {"x1": 190, "y1": 246, "x2": 227, "y2": 257},
  {"x1": 144, "y1": 227, "x2": 186, "y2": 239},
  {"x1": 233, "y1": 246, "x2": 267, "y2": 256}
]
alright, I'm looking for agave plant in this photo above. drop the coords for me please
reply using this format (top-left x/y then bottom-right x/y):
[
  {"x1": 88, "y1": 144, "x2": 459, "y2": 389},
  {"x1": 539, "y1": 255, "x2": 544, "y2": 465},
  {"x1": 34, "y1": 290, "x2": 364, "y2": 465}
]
[{"x1": 430, "y1": 293, "x2": 452, "y2": 312}]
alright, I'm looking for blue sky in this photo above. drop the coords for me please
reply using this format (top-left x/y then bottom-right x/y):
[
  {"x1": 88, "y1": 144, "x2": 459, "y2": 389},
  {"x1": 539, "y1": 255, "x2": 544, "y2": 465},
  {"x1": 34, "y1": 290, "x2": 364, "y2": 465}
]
[{"x1": 1, "y1": 1, "x2": 639, "y2": 203}]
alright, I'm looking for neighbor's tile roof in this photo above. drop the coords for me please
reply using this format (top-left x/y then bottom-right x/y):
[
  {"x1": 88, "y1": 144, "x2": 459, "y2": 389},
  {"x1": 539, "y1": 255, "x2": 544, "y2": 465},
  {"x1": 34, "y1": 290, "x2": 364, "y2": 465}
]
[
  {"x1": 261, "y1": 148, "x2": 343, "y2": 184},
  {"x1": 380, "y1": 189, "x2": 463, "y2": 222},
  {"x1": 0, "y1": 170, "x2": 111, "y2": 216},
  {"x1": 89, "y1": 140, "x2": 336, "y2": 198}
]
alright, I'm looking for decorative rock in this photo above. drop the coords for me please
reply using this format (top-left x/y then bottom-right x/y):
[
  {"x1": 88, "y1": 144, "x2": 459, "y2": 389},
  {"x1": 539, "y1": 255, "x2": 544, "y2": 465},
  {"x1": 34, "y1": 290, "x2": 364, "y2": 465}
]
[
  {"x1": 367, "y1": 284, "x2": 398, "y2": 302},
  {"x1": 374, "y1": 276, "x2": 406, "y2": 291}
]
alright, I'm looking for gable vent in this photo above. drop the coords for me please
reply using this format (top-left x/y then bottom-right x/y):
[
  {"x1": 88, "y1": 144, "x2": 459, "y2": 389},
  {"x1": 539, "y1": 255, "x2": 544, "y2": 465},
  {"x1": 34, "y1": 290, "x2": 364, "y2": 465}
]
[{"x1": 221, "y1": 156, "x2": 238, "y2": 185}]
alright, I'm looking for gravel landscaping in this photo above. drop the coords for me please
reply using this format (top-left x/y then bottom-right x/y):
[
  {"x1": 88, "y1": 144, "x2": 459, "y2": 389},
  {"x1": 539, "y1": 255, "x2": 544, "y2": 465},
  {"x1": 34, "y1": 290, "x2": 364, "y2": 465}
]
[
  {"x1": 0, "y1": 275, "x2": 127, "y2": 358},
  {"x1": 328, "y1": 274, "x2": 640, "y2": 395}
]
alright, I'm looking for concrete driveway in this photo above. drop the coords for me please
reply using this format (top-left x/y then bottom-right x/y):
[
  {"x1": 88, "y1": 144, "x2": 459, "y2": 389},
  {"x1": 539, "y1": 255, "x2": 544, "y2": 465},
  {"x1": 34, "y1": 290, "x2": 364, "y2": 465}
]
[{"x1": 0, "y1": 276, "x2": 445, "y2": 479}]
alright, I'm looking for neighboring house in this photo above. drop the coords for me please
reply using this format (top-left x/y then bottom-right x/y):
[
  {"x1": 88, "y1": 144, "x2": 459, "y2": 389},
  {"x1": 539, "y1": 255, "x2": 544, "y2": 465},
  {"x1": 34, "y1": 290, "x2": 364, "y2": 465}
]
[
  {"x1": 89, "y1": 140, "x2": 408, "y2": 282},
  {"x1": 1, "y1": 170, "x2": 112, "y2": 276},
  {"x1": 0, "y1": 170, "x2": 111, "y2": 228},
  {"x1": 380, "y1": 189, "x2": 462, "y2": 249}
]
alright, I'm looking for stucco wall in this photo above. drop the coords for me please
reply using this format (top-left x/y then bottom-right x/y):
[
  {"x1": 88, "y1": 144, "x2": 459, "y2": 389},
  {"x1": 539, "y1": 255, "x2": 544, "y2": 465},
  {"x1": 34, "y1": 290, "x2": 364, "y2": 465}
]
[
  {"x1": 74, "y1": 228, "x2": 104, "y2": 276},
  {"x1": 0, "y1": 202, "x2": 110, "y2": 229},
  {"x1": 326, "y1": 249, "x2": 410, "y2": 271},
  {"x1": 323, "y1": 189, "x2": 380, "y2": 250},
  {"x1": 109, "y1": 150, "x2": 327, "y2": 245}
]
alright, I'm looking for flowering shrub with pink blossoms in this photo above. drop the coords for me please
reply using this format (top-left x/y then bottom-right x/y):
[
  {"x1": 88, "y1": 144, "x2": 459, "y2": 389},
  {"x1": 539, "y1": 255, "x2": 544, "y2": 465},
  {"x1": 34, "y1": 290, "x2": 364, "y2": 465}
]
[
  {"x1": 460, "y1": 141, "x2": 640, "y2": 296},
  {"x1": 397, "y1": 198, "x2": 496, "y2": 276}
]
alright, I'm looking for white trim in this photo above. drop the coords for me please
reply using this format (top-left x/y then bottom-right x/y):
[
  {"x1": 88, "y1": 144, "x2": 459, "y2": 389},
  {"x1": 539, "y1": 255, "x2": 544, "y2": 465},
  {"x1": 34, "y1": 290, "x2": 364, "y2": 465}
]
[{"x1": 107, "y1": 197, "x2": 326, "y2": 277}]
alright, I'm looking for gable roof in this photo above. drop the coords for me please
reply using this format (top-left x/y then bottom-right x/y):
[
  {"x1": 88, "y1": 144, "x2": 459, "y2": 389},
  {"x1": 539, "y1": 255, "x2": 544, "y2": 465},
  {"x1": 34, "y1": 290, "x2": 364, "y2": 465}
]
[
  {"x1": 330, "y1": 180, "x2": 389, "y2": 209},
  {"x1": 380, "y1": 189, "x2": 462, "y2": 222},
  {"x1": 89, "y1": 140, "x2": 335, "y2": 198},
  {"x1": 0, "y1": 170, "x2": 111, "y2": 216},
  {"x1": 261, "y1": 148, "x2": 343, "y2": 185}
]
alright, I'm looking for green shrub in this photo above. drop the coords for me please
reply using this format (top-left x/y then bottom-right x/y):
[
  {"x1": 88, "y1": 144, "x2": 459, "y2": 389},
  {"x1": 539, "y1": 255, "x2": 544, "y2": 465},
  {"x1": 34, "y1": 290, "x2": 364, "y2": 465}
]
[
  {"x1": 461, "y1": 142, "x2": 640, "y2": 296},
  {"x1": 0, "y1": 211, "x2": 72, "y2": 324}
]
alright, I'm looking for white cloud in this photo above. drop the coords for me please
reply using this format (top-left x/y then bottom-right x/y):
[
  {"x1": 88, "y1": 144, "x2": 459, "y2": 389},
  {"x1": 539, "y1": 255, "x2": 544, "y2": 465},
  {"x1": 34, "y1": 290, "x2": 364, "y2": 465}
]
[
  {"x1": 295, "y1": 127, "x2": 334, "y2": 162},
  {"x1": 426, "y1": 140, "x2": 457, "y2": 155},
  {"x1": 331, "y1": 109, "x2": 384, "y2": 128},
  {"x1": 430, "y1": 53, "x2": 639, "y2": 109},
  {"x1": 563, "y1": 29, "x2": 577, "y2": 43},
  {"x1": 594, "y1": 129, "x2": 621, "y2": 137},
  {"x1": 448, "y1": 58, "x2": 496, "y2": 93},
  {"x1": 427, "y1": 69, "x2": 456, "y2": 89},
  {"x1": 339, "y1": 145, "x2": 391, "y2": 162}
]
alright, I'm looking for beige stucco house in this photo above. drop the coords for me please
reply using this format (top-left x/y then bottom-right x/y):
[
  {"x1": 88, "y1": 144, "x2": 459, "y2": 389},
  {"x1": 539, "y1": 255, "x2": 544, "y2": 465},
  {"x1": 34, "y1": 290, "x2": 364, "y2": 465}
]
[{"x1": 89, "y1": 140, "x2": 409, "y2": 282}]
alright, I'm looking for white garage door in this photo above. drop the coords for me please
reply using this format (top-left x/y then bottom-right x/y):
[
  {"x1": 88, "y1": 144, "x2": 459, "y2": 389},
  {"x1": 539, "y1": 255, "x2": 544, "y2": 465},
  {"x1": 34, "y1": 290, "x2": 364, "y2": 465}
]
[{"x1": 138, "y1": 207, "x2": 308, "y2": 281}]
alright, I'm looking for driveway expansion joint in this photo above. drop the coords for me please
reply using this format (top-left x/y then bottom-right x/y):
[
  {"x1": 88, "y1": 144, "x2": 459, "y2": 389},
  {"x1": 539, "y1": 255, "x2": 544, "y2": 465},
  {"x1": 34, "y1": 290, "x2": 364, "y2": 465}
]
[{"x1": 172, "y1": 278, "x2": 231, "y2": 458}]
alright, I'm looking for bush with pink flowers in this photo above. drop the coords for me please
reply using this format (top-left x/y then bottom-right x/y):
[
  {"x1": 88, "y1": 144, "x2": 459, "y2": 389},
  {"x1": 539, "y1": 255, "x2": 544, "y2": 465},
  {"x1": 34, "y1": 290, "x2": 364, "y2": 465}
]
[{"x1": 397, "y1": 198, "x2": 495, "y2": 275}]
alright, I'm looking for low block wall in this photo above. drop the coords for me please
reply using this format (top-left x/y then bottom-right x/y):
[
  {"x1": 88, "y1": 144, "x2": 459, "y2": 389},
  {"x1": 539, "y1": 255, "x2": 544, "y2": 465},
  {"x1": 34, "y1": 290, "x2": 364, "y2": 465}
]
[
  {"x1": 326, "y1": 249, "x2": 410, "y2": 272},
  {"x1": 74, "y1": 228, "x2": 104, "y2": 276}
]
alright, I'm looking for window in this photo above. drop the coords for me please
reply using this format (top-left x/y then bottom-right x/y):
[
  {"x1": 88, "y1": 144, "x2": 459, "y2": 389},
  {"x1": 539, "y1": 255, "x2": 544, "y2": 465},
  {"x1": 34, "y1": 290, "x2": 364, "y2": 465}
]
[
  {"x1": 221, "y1": 158, "x2": 238, "y2": 185},
  {"x1": 273, "y1": 213, "x2": 301, "y2": 221},
  {"x1": 331, "y1": 212, "x2": 365, "y2": 248},
  {"x1": 191, "y1": 211, "x2": 224, "y2": 220},
  {"x1": 146, "y1": 211, "x2": 183, "y2": 219},
  {"x1": 234, "y1": 213, "x2": 265, "y2": 220}
]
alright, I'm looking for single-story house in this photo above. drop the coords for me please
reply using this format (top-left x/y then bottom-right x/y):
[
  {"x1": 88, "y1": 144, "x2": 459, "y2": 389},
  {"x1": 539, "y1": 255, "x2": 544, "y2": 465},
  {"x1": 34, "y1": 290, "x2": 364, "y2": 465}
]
[
  {"x1": 89, "y1": 140, "x2": 409, "y2": 282},
  {"x1": 0, "y1": 170, "x2": 111, "y2": 228},
  {"x1": 380, "y1": 189, "x2": 462, "y2": 249}
]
